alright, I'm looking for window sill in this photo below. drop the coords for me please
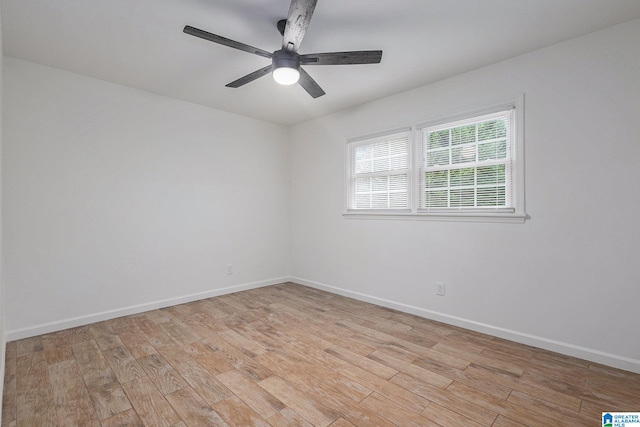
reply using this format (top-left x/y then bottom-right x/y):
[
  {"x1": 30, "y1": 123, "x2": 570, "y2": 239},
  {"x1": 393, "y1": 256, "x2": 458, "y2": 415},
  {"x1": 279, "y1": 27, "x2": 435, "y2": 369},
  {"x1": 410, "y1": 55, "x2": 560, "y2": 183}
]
[{"x1": 343, "y1": 210, "x2": 528, "y2": 223}]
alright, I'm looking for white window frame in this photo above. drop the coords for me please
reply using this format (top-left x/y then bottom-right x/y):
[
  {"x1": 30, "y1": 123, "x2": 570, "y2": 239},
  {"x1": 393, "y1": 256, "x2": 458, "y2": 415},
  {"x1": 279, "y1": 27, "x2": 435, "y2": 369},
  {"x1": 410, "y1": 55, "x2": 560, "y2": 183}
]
[{"x1": 344, "y1": 95, "x2": 526, "y2": 223}]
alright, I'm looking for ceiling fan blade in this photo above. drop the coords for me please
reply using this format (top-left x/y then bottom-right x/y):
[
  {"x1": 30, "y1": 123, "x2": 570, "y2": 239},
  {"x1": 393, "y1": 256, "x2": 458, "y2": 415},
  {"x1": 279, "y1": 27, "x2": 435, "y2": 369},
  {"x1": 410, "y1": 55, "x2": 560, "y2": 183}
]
[
  {"x1": 184, "y1": 25, "x2": 272, "y2": 59},
  {"x1": 282, "y1": 0, "x2": 317, "y2": 52},
  {"x1": 301, "y1": 50, "x2": 383, "y2": 65},
  {"x1": 226, "y1": 65, "x2": 273, "y2": 88},
  {"x1": 298, "y1": 67, "x2": 325, "y2": 98}
]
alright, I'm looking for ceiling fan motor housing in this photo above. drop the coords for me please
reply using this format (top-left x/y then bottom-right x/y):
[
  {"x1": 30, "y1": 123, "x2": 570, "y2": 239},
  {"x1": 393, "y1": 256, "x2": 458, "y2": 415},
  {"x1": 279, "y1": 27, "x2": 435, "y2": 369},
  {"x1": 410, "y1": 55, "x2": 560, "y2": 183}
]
[{"x1": 272, "y1": 49, "x2": 301, "y2": 72}]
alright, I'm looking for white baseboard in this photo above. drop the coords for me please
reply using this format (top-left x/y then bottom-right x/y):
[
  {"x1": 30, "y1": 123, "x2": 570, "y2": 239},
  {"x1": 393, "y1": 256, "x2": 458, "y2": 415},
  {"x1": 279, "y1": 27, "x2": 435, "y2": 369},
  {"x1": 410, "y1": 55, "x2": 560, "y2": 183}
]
[
  {"x1": 292, "y1": 277, "x2": 640, "y2": 374},
  {"x1": 5, "y1": 276, "x2": 291, "y2": 342},
  {"x1": 8, "y1": 275, "x2": 639, "y2": 374}
]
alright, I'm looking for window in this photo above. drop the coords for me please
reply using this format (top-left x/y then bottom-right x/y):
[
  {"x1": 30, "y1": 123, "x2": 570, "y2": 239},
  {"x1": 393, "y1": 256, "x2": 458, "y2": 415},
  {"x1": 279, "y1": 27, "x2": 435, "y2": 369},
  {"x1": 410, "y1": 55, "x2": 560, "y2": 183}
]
[
  {"x1": 345, "y1": 96, "x2": 525, "y2": 222},
  {"x1": 347, "y1": 130, "x2": 411, "y2": 211},
  {"x1": 420, "y1": 110, "x2": 513, "y2": 211}
]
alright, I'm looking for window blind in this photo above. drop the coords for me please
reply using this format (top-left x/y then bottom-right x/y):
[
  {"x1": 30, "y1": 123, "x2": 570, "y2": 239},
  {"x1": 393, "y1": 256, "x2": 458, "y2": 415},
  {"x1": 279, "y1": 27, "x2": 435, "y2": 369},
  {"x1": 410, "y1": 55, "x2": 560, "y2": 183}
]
[
  {"x1": 420, "y1": 109, "x2": 514, "y2": 211},
  {"x1": 350, "y1": 132, "x2": 410, "y2": 209}
]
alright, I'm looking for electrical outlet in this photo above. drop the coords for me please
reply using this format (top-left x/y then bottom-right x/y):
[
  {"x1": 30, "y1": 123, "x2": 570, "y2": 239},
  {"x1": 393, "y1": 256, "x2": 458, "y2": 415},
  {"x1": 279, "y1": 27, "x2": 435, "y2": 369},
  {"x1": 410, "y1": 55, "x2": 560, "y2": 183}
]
[
  {"x1": 226, "y1": 264, "x2": 233, "y2": 275},
  {"x1": 436, "y1": 282, "x2": 445, "y2": 296}
]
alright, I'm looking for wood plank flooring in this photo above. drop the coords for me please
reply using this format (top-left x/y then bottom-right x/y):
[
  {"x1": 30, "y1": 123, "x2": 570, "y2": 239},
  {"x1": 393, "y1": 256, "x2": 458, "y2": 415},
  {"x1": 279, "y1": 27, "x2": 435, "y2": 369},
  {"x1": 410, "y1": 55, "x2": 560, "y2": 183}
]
[{"x1": 3, "y1": 283, "x2": 639, "y2": 426}]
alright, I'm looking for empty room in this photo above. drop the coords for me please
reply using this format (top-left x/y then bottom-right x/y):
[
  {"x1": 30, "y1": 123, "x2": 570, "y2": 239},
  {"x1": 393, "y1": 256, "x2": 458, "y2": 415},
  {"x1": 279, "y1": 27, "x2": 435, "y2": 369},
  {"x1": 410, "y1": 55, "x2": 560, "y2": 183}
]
[{"x1": 1, "y1": 0, "x2": 639, "y2": 426}]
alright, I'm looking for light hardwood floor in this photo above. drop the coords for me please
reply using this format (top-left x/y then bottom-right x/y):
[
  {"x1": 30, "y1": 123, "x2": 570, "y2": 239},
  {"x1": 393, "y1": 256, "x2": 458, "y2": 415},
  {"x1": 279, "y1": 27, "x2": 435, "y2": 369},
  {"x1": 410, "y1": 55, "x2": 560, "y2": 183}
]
[{"x1": 3, "y1": 283, "x2": 639, "y2": 426}]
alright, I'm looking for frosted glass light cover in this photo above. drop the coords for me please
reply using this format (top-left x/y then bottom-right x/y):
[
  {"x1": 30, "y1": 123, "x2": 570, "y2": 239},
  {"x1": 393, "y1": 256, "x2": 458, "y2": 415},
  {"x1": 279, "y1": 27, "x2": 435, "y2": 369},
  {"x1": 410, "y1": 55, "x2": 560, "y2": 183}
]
[{"x1": 273, "y1": 67, "x2": 300, "y2": 85}]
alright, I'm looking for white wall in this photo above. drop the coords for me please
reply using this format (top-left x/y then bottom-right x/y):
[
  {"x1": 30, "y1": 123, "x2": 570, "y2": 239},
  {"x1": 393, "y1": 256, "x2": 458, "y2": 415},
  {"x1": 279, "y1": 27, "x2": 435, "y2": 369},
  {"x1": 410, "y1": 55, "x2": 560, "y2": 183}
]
[
  {"x1": 0, "y1": 2, "x2": 5, "y2": 418},
  {"x1": 290, "y1": 19, "x2": 640, "y2": 372},
  {"x1": 2, "y1": 58, "x2": 291, "y2": 337}
]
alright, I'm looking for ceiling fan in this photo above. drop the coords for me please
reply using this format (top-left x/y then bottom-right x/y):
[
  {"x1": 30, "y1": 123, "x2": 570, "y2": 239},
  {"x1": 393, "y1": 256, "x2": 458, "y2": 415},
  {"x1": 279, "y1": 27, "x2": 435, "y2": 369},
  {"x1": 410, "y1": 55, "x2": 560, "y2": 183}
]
[{"x1": 183, "y1": 0, "x2": 383, "y2": 98}]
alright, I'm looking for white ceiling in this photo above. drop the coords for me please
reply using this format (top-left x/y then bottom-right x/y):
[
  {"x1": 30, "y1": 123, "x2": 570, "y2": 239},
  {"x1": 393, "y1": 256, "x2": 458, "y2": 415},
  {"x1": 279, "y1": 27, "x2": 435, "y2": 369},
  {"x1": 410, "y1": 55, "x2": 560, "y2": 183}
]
[{"x1": 3, "y1": 0, "x2": 640, "y2": 126}]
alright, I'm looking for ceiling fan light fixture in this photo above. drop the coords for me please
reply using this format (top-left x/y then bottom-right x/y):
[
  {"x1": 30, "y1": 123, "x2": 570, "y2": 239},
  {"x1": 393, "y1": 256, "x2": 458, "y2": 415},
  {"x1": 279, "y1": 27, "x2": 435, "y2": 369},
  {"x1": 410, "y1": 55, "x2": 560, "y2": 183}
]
[
  {"x1": 273, "y1": 66, "x2": 300, "y2": 85},
  {"x1": 272, "y1": 50, "x2": 300, "y2": 85}
]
